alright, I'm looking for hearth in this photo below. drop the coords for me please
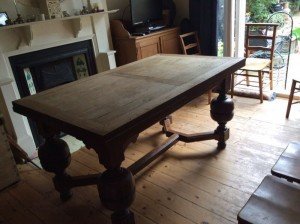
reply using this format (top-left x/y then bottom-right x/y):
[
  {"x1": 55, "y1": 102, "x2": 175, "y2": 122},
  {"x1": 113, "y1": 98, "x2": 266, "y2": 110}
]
[{"x1": 9, "y1": 40, "x2": 97, "y2": 146}]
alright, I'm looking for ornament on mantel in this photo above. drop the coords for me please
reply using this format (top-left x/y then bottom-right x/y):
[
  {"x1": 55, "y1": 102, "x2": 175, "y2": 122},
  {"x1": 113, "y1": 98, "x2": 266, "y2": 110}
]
[
  {"x1": 80, "y1": 0, "x2": 90, "y2": 14},
  {"x1": 91, "y1": 3, "x2": 104, "y2": 13},
  {"x1": 38, "y1": 0, "x2": 62, "y2": 19},
  {"x1": 79, "y1": 0, "x2": 104, "y2": 15},
  {"x1": 81, "y1": 6, "x2": 89, "y2": 15},
  {"x1": 62, "y1": 11, "x2": 70, "y2": 17},
  {"x1": 12, "y1": 0, "x2": 25, "y2": 24},
  {"x1": 14, "y1": 14, "x2": 24, "y2": 24},
  {"x1": 87, "y1": 0, "x2": 104, "y2": 12}
]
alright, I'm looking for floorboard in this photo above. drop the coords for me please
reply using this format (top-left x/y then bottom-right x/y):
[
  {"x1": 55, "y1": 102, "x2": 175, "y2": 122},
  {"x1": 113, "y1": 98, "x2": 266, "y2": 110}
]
[{"x1": 1, "y1": 95, "x2": 300, "y2": 224}]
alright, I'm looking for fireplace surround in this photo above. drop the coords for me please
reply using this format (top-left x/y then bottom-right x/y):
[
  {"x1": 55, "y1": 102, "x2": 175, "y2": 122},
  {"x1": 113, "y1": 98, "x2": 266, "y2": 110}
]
[
  {"x1": 9, "y1": 40, "x2": 97, "y2": 146},
  {"x1": 0, "y1": 8, "x2": 116, "y2": 158}
]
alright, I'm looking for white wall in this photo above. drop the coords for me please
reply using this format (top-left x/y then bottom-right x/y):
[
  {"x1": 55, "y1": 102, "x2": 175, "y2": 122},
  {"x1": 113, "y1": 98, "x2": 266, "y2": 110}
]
[
  {"x1": 0, "y1": 0, "x2": 39, "y2": 20},
  {"x1": 106, "y1": 0, "x2": 130, "y2": 20}
]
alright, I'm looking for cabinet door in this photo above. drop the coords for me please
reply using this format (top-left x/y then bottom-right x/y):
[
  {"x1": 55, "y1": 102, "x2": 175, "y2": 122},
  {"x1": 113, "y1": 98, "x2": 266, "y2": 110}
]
[
  {"x1": 160, "y1": 31, "x2": 181, "y2": 54},
  {"x1": 136, "y1": 37, "x2": 161, "y2": 60}
]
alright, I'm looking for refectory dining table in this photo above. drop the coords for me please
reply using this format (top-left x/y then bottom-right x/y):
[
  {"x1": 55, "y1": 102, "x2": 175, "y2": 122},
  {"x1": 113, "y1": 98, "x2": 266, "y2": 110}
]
[{"x1": 13, "y1": 54, "x2": 245, "y2": 224}]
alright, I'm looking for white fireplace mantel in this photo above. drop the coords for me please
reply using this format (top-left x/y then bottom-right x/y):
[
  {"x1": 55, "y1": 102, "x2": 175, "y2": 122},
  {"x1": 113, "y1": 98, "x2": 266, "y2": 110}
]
[
  {"x1": 0, "y1": 7, "x2": 117, "y2": 158},
  {"x1": 0, "y1": 10, "x2": 118, "y2": 47}
]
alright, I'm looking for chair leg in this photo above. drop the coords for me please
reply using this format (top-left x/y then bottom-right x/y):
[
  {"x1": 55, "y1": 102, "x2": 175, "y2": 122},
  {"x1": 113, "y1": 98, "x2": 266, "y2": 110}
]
[
  {"x1": 258, "y1": 71, "x2": 263, "y2": 103},
  {"x1": 269, "y1": 70, "x2": 273, "y2": 90},
  {"x1": 286, "y1": 79, "x2": 296, "y2": 119},
  {"x1": 207, "y1": 89, "x2": 212, "y2": 104},
  {"x1": 231, "y1": 74, "x2": 234, "y2": 98},
  {"x1": 246, "y1": 71, "x2": 250, "y2": 86}
]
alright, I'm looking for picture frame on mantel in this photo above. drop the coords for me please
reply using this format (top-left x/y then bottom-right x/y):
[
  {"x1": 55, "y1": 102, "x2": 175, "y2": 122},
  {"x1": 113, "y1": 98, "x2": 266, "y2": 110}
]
[
  {"x1": 38, "y1": 0, "x2": 62, "y2": 19},
  {"x1": 0, "y1": 12, "x2": 9, "y2": 26}
]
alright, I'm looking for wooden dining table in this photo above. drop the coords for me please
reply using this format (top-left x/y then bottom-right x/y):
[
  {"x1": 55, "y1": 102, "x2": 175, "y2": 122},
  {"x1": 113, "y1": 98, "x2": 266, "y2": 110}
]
[{"x1": 13, "y1": 54, "x2": 245, "y2": 224}]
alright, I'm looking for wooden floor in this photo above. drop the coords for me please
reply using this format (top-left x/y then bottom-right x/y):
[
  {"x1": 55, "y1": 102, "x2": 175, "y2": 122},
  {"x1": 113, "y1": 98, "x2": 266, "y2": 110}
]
[{"x1": 1, "y1": 95, "x2": 300, "y2": 224}]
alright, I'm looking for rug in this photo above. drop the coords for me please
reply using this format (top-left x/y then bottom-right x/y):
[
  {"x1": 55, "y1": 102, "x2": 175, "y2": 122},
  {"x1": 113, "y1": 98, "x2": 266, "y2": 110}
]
[{"x1": 231, "y1": 88, "x2": 276, "y2": 101}]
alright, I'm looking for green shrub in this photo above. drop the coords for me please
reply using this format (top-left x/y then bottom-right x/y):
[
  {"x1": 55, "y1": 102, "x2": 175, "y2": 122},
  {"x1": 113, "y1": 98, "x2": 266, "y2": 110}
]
[
  {"x1": 289, "y1": 0, "x2": 300, "y2": 13},
  {"x1": 247, "y1": 0, "x2": 277, "y2": 22},
  {"x1": 292, "y1": 27, "x2": 300, "y2": 40}
]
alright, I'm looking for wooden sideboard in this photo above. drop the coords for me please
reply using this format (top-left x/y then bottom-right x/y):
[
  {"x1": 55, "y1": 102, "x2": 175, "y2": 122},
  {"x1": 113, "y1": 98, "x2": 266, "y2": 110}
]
[{"x1": 110, "y1": 20, "x2": 182, "y2": 66}]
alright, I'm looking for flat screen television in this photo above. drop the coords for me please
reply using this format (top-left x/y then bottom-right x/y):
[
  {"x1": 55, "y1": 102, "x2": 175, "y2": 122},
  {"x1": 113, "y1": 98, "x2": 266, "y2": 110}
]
[{"x1": 130, "y1": 0, "x2": 163, "y2": 26}]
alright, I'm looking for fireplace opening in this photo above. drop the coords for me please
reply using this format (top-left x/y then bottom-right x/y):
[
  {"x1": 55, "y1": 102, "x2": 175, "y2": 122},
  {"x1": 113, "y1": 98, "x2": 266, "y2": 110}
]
[
  {"x1": 35, "y1": 58, "x2": 76, "y2": 90},
  {"x1": 10, "y1": 40, "x2": 97, "y2": 147}
]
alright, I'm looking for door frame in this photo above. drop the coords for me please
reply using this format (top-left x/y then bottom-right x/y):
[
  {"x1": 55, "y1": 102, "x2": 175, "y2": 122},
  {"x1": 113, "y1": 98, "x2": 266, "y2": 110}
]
[{"x1": 223, "y1": 0, "x2": 246, "y2": 57}]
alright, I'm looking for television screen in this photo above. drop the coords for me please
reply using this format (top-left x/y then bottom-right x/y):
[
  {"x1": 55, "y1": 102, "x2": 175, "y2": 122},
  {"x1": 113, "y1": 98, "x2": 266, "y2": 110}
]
[
  {"x1": 0, "y1": 12, "x2": 8, "y2": 26},
  {"x1": 131, "y1": 0, "x2": 163, "y2": 26}
]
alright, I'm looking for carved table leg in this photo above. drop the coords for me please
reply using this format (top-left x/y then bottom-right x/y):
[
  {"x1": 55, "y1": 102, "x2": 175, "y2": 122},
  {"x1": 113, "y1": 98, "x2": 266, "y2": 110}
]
[
  {"x1": 89, "y1": 140, "x2": 136, "y2": 224},
  {"x1": 38, "y1": 136, "x2": 72, "y2": 201},
  {"x1": 98, "y1": 167, "x2": 135, "y2": 224},
  {"x1": 210, "y1": 79, "x2": 234, "y2": 150}
]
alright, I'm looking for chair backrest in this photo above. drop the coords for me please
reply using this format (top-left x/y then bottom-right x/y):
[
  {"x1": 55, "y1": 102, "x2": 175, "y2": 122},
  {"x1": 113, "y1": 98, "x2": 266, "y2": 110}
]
[
  {"x1": 294, "y1": 79, "x2": 300, "y2": 91},
  {"x1": 245, "y1": 23, "x2": 279, "y2": 68},
  {"x1": 179, "y1": 31, "x2": 201, "y2": 55}
]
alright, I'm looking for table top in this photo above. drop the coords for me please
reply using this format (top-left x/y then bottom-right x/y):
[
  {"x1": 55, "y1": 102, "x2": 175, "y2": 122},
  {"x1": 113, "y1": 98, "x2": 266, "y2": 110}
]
[{"x1": 13, "y1": 54, "x2": 245, "y2": 144}]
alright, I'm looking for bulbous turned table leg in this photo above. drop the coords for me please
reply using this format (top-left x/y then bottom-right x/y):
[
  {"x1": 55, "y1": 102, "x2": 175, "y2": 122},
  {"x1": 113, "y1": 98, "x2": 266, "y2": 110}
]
[
  {"x1": 210, "y1": 79, "x2": 234, "y2": 150},
  {"x1": 38, "y1": 137, "x2": 72, "y2": 201},
  {"x1": 99, "y1": 167, "x2": 135, "y2": 224}
]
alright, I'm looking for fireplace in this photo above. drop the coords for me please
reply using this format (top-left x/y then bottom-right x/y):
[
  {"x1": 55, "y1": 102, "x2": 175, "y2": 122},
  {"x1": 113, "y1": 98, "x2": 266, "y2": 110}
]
[
  {"x1": 0, "y1": 7, "x2": 116, "y2": 158},
  {"x1": 9, "y1": 40, "x2": 97, "y2": 146}
]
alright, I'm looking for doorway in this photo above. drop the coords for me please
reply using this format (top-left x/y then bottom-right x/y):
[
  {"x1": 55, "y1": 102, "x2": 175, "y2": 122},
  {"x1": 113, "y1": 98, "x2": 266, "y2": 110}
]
[{"x1": 236, "y1": 0, "x2": 300, "y2": 96}]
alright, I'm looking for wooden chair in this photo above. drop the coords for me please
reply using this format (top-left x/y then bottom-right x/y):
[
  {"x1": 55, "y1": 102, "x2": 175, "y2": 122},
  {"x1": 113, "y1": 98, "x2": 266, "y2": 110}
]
[
  {"x1": 179, "y1": 31, "x2": 201, "y2": 55},
  {"x1": 271, "y1": 142, "x2": 300, "y2": 183},
  {"x1": 238, "y1": 175, "x2": 300, "y2": 224},
  {"x1": 231, "y1": 23, "x2": 279, "y2": 103},
  {"x1": 179, "y1": 32, "x2": 212, "y2": 104},
  {"x1": 286, "y1": 79, "x2": 300, "y2": 118}
]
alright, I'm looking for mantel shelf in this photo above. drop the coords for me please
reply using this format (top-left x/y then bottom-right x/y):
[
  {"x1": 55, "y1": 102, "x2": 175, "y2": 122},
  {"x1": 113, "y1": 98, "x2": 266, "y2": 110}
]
[
  {"x1": 0, "y1": 9, "x2": 119, "y2": 32},
  {"x1": 0, "y1": 9, "x2": 119, "y2": 49}
]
